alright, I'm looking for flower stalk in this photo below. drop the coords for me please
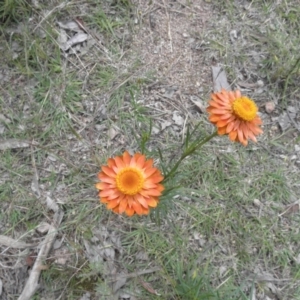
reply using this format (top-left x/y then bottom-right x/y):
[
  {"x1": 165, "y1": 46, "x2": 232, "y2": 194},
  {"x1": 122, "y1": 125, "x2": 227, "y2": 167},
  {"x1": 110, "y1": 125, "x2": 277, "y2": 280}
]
[{"x1": 163, "y1": 131, "x2": 218, "y2": 182}]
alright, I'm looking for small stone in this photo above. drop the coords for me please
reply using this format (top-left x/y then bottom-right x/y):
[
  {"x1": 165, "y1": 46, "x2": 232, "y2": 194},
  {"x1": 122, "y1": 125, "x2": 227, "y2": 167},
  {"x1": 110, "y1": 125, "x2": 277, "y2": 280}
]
[
  {"x1": 36, "y1": 222, "x2": 51, "y2": 234},
  {"x1": 229, "y1": 29, "x2": 238, "y2": 39},
  {"x1": 257, "y1": 80, "x2": 264, "y2": 87},
  {"x1": 253, "y1": 199, "x2": 261, "y2": 207},
  {"x1": 265, "y1": 101, "x2": 275, "y2": 114}
]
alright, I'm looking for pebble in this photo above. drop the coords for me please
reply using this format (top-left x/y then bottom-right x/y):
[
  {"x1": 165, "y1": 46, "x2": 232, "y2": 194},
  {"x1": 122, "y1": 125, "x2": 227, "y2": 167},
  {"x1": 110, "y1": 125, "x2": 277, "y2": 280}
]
[
  {"x1": 253, "y1": 199, "x2": 262, "y2": 207},
  {"x1": 265, "y1": 101, "x2": 275, "y2": 114}
]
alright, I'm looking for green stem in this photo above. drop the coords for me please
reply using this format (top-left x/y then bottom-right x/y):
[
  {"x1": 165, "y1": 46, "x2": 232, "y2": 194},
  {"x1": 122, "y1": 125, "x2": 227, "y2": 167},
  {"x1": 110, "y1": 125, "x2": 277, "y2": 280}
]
[{"x1": 163, "y1": 131, "x2": 218, "y2": 182}]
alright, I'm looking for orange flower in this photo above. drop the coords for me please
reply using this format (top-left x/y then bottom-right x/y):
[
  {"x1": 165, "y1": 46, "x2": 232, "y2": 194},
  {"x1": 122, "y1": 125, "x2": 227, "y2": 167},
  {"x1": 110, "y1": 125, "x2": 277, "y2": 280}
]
[
  {"x1": 207, "y1": 89, "x2": 263, "y2": 146},
  {"x1": 96, "y1": 151, "x2": 164, "y2": 216}
]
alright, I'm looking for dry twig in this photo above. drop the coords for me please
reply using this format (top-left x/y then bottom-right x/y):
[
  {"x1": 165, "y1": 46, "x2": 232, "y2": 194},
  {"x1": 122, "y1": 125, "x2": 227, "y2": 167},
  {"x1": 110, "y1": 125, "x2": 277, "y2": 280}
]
[
  {"x1": 18, "y1": 210, "x2": 64, "y2": 300},
  {"x1": 0, "y1": 236, "x2": 37, "y2": 249}
]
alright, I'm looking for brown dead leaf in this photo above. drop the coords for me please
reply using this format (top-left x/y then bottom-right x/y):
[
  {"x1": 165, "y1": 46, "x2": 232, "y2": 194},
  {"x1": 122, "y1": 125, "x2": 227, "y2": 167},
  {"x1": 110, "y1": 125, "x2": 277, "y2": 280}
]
[
  {"x1": 59, "y1": 32, "x2": 88, "y2": 51},
  {"x1": 139, "y1": 279, "x2": 160, "y2": 295},
  {"x1": 74, "y1": 17, "x2": 87, "y2": 32},
  {"x1": 190, "y1": 96, "x2": 206, "y2": 113},
  {"x1": 211, "y1": 65, "x2": 231, "y2": 92},
  {"x1": 46, "y1": 196, "x2": 59, "y2": 212},
  {"x1": 279, "y1": 201, "x2": 299, "y2": 217},
  {"x1": 278, "y1": 106, "x2": 297, "y2": 131},
  {"x1": 112, "y1": 273, "x2": 127, "y2": 293},
  {"x1": 25, "y1": 251, "x2": 36, "y2": 267},
  {"x1": 108, "y1": 126, "x2": 119, "y2": 140}
]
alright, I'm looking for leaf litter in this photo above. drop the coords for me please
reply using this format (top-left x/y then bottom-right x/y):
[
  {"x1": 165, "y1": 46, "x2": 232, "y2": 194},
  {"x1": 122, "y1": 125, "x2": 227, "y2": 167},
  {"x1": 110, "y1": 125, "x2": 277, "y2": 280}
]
[{"x1": 57, "y1": 19, "x2": 89, "y2": 52}]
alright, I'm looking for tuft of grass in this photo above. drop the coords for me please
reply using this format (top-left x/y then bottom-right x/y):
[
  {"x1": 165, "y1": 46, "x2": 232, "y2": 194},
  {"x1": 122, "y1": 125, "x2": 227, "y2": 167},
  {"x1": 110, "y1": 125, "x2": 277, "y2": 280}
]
[{"x1": 0, "y1": 0, "x2": 30, "y2": 23}]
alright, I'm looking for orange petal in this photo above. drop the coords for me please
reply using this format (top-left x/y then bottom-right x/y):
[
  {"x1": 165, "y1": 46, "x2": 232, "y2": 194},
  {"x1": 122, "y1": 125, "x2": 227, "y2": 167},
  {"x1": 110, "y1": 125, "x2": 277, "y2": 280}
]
[
  {"x1": 209, "y1": 115, "x2": 221, "y2": 123},
  {"x1": 101, "y1": 166, "x2": 116, "y2": 178},
  {"x1": 113, "y1": 206, "x2": 120, "y2": 214},
  {"x1": 253, "y1": 117, "x2": 263, "y2": 125},
  {"x1": 141, "y1": 207, "x2": 150, "y2": 215},
  {"x1": 217, "y1": 127, "x2": 226, "y2": 135},
  {"x1": 143, "y1": 181, "x2": 159, "y2": 189},
  {"x1": 118, "y1": 197, "x2": 128, "y2": 213},
  {"x1": 123, "y1": 151, "x2": 131, "y2": 166},
  {"x1": 248, "y1": 130, "x2": 257, "y2": 142},
  {"x1": 125, "y1": 207, "x2": 135, "y2": 216},
  {"x1": 107, "y1": 158, "x2": 116, "y2": 168},
  {"x1": 208, "y1": 101, "x2": 223, "y2": 108},
  {"x1": 97, "y1": 172, "x2": 105, "y2": 179},
  {"x1": 144, "y1": 158, "x2": 154, "y2": 169},
  {"x1": 217, "y1": 119, "x2": 229, "y2": 128},
  {"x1": 132, "y1": 201, "x2": 143, "y2": 215},
  {"x1": 157, "y1": 184, "x2": 164, "y2": 192},
  {"x1": 232, "y1": 119, "x2": 241, "y2": 131},
  {"x1": 107, "y1": 199, "x2": 120, "y2": 209},
  {"x1": 136, "y1": 154, "x2": 146, "y2": 168},
  {"x1": 134, "y1": 194, "x2": 148, "y2": 208},
  {"x1": 98, "y1": 175, "x2": 116, "y2": 184},
  {"x1": 218, "y1": 92, "x2": 230, "y2": 102},
  {"x1": 241, "y1": 139, "x2": 248, "y2": 146},
  {"x1": 100, "y1": 189, "x2": 121, "y2": 199},
  {"x1": 226, "y1": 121, "x2": 235, "y2": 133},
  {"x1": 147, "y1": 197, "x2": 158, "y2": 207},
  {"x1": 144, "y1": 167, "x2": 158, "y2": 178},
  {"x1": 234, "y1": 90, "x2": 242, "y2": 98},
  {"x1": 210, "y1": 108, "x2": 228, "y2": 114},
  {"x1": 129, "y1": 153, "x2": 143, "y2": 168},
  {"x1": 227, "y1": 90, "x2": 235, "y2": 101},
  {"x1": 100, "y1": 197, "x2": 109, "y2": 204},
  {"x1": 146, "y1": 188, "x2": 163, "y2": 197},
  {"x1": 237, "y1": 128, "x2": 244, "y2": 143},
  {"x1": 229, "y1": 130, "x2": 237, "y2": 141},
  {"x1": 219, "y1": 113, "x2": 234, "y2": 120},
  {"x1": 114, "y1": 155, "x2": 126, "y2": 169},
  {"x1": 95, "y1": 182, "x2": 111, "y2": 190}
]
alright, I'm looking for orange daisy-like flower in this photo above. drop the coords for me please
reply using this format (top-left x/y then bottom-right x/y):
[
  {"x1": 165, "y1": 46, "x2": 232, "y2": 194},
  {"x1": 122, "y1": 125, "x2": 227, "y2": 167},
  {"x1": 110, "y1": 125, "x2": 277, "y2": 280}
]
[
  {"x1": 96, "y1": 151, "x2": 164, "y2": 217},
  {"x1": 206, "y1": 89, "x2": 263, "y2": 146}
]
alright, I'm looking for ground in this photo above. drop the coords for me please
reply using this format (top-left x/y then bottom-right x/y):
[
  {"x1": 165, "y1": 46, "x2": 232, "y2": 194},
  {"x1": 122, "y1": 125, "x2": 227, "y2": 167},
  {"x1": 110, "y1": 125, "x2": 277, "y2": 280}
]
[{"x1": 0, "y1": 0, "x2": 300, "y2": 299}]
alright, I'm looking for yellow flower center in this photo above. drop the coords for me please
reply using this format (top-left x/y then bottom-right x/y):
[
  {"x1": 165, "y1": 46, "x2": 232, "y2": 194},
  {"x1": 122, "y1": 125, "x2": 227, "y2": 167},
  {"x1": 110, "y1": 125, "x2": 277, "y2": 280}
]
[
  {"x1": 116, "y1": 167, "x2": 144, "y2": 195},
  {"x1": 232, "y1": 96, "x2": 258, "y2": 121}
]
